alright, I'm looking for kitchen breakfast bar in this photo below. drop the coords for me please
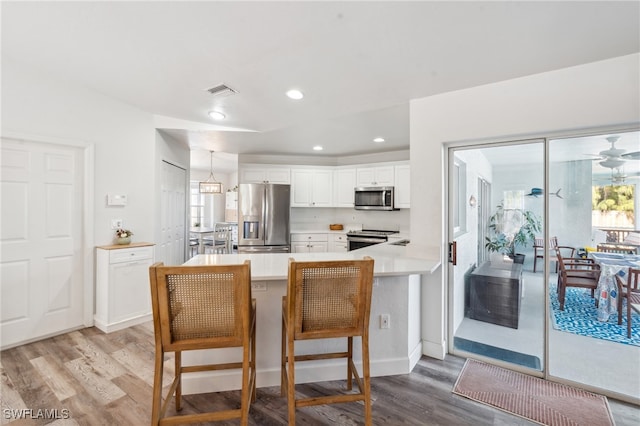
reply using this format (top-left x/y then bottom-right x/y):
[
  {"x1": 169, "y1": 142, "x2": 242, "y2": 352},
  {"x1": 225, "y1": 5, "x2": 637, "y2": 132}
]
[{"x1": 178, "y1": 243, "x2": 440, "y2": 394}]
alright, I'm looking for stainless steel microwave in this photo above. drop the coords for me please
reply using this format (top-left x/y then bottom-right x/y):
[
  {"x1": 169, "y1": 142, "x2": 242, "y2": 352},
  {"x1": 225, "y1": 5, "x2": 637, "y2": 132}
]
[{"x1": 354, "y1": 186, "x2": 396, "y2": 210}]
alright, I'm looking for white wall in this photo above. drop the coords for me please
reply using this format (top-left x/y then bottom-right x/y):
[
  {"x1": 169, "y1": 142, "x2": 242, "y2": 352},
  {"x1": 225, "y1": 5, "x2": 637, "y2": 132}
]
[
  {"x1": 410, "y1": 53, "x2": 640, "y2": 359},
  {"x1": 2, "y1": 58, "x2": 158, "y2": 246}
]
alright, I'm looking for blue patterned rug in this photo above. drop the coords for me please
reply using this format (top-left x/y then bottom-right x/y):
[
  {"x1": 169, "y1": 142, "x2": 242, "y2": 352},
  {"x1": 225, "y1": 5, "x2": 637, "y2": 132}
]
[{"x1": 550, "y1": 285, "x2": 640, "y2": 346}]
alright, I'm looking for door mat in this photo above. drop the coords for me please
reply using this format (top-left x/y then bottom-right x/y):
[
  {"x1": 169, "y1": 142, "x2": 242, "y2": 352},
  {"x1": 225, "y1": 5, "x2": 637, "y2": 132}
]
[
  {"x1": 454, "y1": 337, "x2": 541, "y2": 370},
  {"x1": 453, "y1": 359, "x2": 614, "y2": 426},
  {"x1": 550, "y1": 285, "x2": 640, "y2": 346}
]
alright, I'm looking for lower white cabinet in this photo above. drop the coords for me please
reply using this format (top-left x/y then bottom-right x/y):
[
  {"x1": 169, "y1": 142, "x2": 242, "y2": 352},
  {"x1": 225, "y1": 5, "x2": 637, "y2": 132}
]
[
  {"x1": 329, "y1": 233, "x2": 348, "y2": 252},
  {"x1": 95, "y1": 243, "x2": 155, "y2": 333},
  {"x1": 291, "y1": 233, "x2": 328, "y2": 253}
]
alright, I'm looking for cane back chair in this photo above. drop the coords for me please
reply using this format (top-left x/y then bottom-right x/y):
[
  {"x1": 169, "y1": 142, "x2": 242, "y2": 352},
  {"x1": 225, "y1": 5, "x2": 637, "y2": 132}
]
[
  {"x1": 281, "y1": 256, "x2": 375, "y2": 425},
  {"x1": 149, "y1": 261, "x2": 256, "y2": 425}
]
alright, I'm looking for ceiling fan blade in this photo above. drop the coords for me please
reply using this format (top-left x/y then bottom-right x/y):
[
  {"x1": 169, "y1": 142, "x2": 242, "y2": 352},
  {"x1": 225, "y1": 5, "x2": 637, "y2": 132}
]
[{"x1": 621, "y1": 151, "x2": 640, "y2": 160}]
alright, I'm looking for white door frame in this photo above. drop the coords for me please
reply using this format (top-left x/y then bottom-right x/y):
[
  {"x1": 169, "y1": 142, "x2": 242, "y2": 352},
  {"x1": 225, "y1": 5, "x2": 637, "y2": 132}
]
[{"x1": 2, "y1": 131, "x2": 95, "y2": 329}]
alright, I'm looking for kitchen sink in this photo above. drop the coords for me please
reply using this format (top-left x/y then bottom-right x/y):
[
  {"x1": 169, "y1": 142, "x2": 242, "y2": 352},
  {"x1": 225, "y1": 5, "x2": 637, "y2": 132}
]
[{"x1": 390, "y1": 239, "x2": 410, "y2": 246}]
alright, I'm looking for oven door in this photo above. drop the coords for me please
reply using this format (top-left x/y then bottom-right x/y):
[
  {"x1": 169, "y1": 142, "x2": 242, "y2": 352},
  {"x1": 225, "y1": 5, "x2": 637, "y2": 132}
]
[{"x1": 347, "y1": 236, "x2": 385, "y2": 251}]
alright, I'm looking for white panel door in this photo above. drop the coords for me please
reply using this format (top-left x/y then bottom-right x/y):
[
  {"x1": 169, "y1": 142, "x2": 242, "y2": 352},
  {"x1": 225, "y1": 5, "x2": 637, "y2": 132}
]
[
  {"x1": 159, "y1": 161, "x2": 186, "y2": 265},
  {"x1": 1, "y1": 138, "x2": 84, "y2": 348}
]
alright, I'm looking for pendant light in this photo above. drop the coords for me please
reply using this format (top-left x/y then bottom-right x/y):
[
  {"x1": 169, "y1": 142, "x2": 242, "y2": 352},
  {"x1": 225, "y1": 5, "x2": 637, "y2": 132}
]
[{"x1": 199, "y1": 150, "x2": 223, "y2": 194}]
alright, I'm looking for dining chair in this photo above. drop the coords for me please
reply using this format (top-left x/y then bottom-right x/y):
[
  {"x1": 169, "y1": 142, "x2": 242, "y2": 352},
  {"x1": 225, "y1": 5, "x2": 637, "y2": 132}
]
[
  {"x1": 615, "y1": 267, "x2": 640, "y2": 338},
  {"x1": 149, "y1": 261, "x2": 256, "y2": 425},
  {"x1": 555, "y1": 250, "x2": 600, "y2": 310},
  {"x1": 281, "y1": 256, "x2": 375, "y2": 426},
  {"x1": 533, "y1": 236, "x2": 566, "y2": 272},
  {"x1": 596, "y1": 244, "x2": 637, "y2": 255},
  {"x1": 205, "y1": 226, "x2": 231, "y2": 254}
]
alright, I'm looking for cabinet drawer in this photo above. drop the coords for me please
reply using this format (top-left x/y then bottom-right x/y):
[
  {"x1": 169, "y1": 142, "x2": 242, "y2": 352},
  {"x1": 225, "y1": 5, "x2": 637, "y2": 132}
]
[
  {"x1": 109, "y1": 246, "x2": 154, "y2": 264},
  {"x1": 332, "y1": 234, "x2": 347, "y2": 242},
  {"x1": 291, "y1": 233, "x2": 328, "y2": 242}
]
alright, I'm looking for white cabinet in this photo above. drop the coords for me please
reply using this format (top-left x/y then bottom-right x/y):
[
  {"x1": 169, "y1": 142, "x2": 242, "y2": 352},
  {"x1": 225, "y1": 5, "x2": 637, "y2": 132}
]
[
  {"x1": 240, "y1": 166, "x2": 290, "y2": 184},
  {"x1": 225, "y1": 191, "x2": 238, "y2": 222},
  {"x1": 333, "y1": 168, "x2": 356, "y2": 208},
  {"x1": 329, "y1": 233, "x2": 348, "y2": 252},
  {"x1": 291, "y1": 169, "x2": 333, "y2": 207},
  {"x1": 291, "y1": 233, "x2": 328, "y2": 253},
  {"x1": 356, "y1": 166, "x2": 394, "y2": 187},
  {"x1": 95, "y1": 243, "x2": 155, "y2": 333},
  {"x1": 394, "y1": 164, "x2": 410, "y2": 208}
]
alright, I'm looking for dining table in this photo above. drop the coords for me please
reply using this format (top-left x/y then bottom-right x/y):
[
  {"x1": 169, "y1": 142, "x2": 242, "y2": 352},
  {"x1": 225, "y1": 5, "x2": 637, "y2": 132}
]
[
  {"x1": 590, "y1": 251, "x2": 640, "y2": 319},
  {"x1": 590, "y1": 252, "x2": 640, "y2": 276},
  {"x1": 189, "y1": 226, "x2": 215, "y2": 254}
]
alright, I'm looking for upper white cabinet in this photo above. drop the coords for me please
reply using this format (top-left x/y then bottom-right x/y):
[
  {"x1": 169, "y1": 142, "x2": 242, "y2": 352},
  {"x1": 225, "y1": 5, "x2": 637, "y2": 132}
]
[
  {"x1": 333, "y1": 168, "x2": 356, "y2": 208},
  {"x1": 291, "y1": 169, "x2": 333, "y2": 207},
  {"x1": 356, "y1": 165, "x2": 394, "y2": 187},
  {"x1": 394, "y1": 164, "x2": 410, "y2": 208},
  {"x1": 240, "y1": 166, "x2": 290, "y2": 184},
  {"x1": 240, "y1": 161, "x2": 409, "y2": 209}
]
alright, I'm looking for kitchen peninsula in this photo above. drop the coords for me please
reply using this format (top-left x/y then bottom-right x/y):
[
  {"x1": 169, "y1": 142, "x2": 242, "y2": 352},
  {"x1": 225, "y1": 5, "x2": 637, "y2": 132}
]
[{"x1": 179, "y1": 243, "x2": 440, "y2": 394}]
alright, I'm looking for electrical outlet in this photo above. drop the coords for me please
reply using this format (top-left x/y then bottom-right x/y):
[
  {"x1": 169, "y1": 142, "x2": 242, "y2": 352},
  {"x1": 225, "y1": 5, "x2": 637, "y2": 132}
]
[
  {"x1": 380, "y1": 314, "x2": 390, "y2": 329},
  {"x1": 251, "y1": 282, "x2": 267, "y2": 292},
  {"x1": 111, "y1": 219, "x2": 122, "y2": 229}
]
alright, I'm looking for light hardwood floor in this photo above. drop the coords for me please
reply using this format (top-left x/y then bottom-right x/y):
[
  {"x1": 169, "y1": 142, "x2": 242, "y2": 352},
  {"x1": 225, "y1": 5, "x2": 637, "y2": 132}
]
[{"x1": 1, "y1": 322, "x2": 638, "y2": 425}]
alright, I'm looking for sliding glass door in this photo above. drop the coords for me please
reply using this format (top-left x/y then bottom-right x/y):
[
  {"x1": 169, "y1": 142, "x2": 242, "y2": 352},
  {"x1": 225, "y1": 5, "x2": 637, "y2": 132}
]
[
  {"x1": 448, "y1": 129, "x2": 639, "y2": 402},
  {"x1": 449, "y1": 140, "x2": 545, "y2": 373},
  {"x1": 548, "y1": 131, "x2": 639, "y2": 399}
]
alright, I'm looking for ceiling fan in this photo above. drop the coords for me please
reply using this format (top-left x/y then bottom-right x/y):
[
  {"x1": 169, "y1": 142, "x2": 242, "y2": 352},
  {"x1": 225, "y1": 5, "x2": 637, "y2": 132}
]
[{"x1": 590, "y1": 135, "x2": 640, "y2": 169}]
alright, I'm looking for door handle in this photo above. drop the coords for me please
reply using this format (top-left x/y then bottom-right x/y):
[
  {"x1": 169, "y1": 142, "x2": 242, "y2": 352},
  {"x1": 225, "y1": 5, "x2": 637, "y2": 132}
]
[{"x1": 448, "y1": 241, "x2": 457, "y2": 265}]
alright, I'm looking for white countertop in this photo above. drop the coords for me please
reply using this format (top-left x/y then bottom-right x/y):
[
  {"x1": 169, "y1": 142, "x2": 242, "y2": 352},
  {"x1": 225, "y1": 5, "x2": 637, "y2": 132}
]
[{"x1": 183, "y1": 242, "x2": 440, "y2": 280}]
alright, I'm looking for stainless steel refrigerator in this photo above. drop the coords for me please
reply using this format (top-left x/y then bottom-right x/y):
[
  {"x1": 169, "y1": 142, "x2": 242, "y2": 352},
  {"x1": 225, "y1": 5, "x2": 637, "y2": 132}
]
[{"x1": 237, "y1": 183, "x2": 290, "y2": 253}]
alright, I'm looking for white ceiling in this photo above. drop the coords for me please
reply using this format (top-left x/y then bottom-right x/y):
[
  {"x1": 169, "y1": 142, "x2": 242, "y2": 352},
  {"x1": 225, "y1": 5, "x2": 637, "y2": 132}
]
[{"x1": 2, "y1": 1, "x2": 639, "y2": 172}]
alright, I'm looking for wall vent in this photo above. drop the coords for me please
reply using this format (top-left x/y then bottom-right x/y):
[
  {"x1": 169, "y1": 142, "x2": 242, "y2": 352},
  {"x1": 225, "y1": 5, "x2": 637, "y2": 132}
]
[{"x1": 205, "y1": 83, "x2": 237, "y2": 97}]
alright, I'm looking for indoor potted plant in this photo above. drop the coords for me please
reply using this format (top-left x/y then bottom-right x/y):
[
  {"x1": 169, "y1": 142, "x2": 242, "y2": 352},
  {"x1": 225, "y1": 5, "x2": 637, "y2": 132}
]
[
  {"x1": 115, "y1": 228, "x2": 134, "y2": 245},
  {"x1": 485, "y1": 202, "x2": 541, "y2": 263}
]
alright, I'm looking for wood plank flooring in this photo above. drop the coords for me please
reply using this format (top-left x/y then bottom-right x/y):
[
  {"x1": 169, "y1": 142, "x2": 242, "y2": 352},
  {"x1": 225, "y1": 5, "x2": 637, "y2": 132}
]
[{"x1": 1, "y1": 322, "x2": 638, "y2": 425}]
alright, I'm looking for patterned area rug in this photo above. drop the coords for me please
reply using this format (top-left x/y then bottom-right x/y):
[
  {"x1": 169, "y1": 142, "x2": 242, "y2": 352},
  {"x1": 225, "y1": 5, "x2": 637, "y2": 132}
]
[
  {"x1": 550, "y1": 285, "x2": 640, "y2": 346},
  {"x1": 453, "y1": 359, "x2": 614, "y2": 426}
]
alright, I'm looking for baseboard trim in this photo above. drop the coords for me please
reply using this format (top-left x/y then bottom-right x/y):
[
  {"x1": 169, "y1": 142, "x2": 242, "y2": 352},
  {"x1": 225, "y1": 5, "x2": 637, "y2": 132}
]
[
  {"x1": 93, "y1": 314, "x2": 152, "y2": 334},
  {"x1": 422, "y1": 339, "x2": 446, "y2": 360}
]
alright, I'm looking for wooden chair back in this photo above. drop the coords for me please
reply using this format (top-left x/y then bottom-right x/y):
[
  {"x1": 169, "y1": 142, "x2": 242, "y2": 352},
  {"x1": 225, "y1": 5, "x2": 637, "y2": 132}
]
[
  {"x1": 285, "y1": 257, "x2": 374, "y2": 341},
  {"x1": 616, "y1": 268, "x2": 640, "y2": 338},
  {"x1": 627, "y1": 268, "x2": 640, "y2": 292},
  {"x1": 150, "y1": 261, "x2": 252, "y2": 352},
  {"x1": 555, "y1": 249, "x2": 600, "y2": 310},
  {"x1": 597, "y1": 244, "x2": 637, "y2": 254}
]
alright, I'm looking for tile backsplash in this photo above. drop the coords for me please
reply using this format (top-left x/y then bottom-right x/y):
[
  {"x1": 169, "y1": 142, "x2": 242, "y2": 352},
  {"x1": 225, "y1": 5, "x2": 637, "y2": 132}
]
[{"x1": 291, "y1": 207, "x2": 410, "y2": 233}]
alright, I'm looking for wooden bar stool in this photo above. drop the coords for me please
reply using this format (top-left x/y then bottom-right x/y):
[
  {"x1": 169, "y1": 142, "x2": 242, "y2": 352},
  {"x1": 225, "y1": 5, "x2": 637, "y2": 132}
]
[
  {"x1": 149, "y1": 261, "x2": 256, "y2": 425},
  {"x1": 281, "y1": 256, "x2": 374, "y2": 425}
]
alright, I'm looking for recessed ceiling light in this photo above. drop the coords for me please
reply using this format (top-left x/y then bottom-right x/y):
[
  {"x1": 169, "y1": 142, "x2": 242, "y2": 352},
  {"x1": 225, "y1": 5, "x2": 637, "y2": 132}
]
[
  {"x1": 313, "y1": 145, "x2": 323, "y2": 151},
  {"x1": 286, "y1": 89, "x2": 304, "y2": 100},
  {"x1": 208, "y1": 111, "x2": 226, "y2": 120},
  {"x1": 373, "y1": 137, "x2": 385, "y2": 143}
]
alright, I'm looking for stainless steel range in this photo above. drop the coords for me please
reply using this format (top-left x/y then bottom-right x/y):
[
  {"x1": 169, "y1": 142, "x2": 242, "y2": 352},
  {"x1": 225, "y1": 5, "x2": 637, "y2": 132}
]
[{"x1": 346, "y1": 228, "x2": 399, "y2": 251}]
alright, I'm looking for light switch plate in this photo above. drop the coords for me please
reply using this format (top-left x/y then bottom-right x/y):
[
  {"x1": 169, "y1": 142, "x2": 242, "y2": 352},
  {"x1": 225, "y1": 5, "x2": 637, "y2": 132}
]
[{"x1": 107, "y1": 194, "x2": 127, "y2": 206}]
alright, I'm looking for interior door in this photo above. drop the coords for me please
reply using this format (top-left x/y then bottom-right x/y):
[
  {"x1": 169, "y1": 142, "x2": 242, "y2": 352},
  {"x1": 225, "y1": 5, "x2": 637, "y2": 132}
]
[
  {"x1": 1, "y1": 138, "x2": 84, "y2": 349},
  {"x1": 159, "y1": 160, "x2": 186, "y2": 265}
]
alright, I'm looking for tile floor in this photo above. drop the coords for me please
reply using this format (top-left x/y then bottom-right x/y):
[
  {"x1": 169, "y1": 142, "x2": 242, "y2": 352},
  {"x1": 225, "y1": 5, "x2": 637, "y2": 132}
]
[{"x1": 454, "y1": 268, "x2": 640, "y2": 400}]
